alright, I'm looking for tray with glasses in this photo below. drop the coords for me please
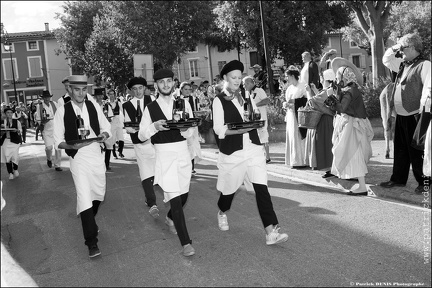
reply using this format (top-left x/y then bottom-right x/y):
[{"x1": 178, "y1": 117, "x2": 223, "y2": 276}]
[
  {"x1": 164, "y1": 118, "x2": 202, "y2": 129},
  {"x1": 66, "y1": 136, "x2": 104, "y2": 145},
  {"x1": 227, "y1": 120, "x2": 265, "y2": 130},
  {"x1": 124, "y1": 122, "x2": 140, "y2": 129}
]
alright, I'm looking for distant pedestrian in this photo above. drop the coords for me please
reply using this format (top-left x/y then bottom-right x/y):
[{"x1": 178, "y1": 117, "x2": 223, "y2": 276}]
[
  {"x1": 53, "y1": 75, "x2": 112, "y2": 258},
  {"x1": 139, "y1": 68, "x2": 196, "y2": 256},
  {"x1": 301, "y1": 51, "x2": 320, "y2": 88},
  {"x1": 242, "y1": 76, "x2": 271, "y2": 163},
  {"x1": 106, "y1": 89, "x2": 125, "y2": 159},
  {"x1": 57, "y1": 76, "x2": 72, "y2": 107},
  {"x1": 213, "y1": 60, "x2": 288, "y2": 246},
  {"x1": 1, "y1": 107, "x2": 22, "y2": 180},
  {"x1": 12, "y1": 106, "x2": 28, "y2": 143},
  {"x1": 36, "y1": 90, "x2": 63, "y2": 171}
]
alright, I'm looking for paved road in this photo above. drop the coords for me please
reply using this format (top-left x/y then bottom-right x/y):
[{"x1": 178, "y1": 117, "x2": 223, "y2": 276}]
[{"x1": 1, "y1": 138, "x2": 431, "y2": 287}]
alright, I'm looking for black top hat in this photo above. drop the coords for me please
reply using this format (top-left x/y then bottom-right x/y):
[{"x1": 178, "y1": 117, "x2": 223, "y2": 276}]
[
  {"x1": 153, "y1": 69, "x2": 174, "y2": 81},
  {"x1": 41, "y1": 90, "x2": 52, "y2": 98},
  {"x1": 127, "y1": 77, "x2": 147, "y2": 89},
  {"x1": 220, "y1": 60, "x2": 244, "y2": 78}
]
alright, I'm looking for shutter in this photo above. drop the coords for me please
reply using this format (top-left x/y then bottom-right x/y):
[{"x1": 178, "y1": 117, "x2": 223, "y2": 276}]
[{"x1": 360, "y1": 55, "x2": 366, "y2": 68}]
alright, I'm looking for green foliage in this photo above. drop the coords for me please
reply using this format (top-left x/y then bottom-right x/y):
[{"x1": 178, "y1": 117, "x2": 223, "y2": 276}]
[
  {"x1": 387, "y1": 1, "x2": 431, "y2": 60},
  {"x1": 267, "y1": 94, "x2": 286, "y2": 128},
  {"x1": 359, "y1": 76, "x2": 392, "y2": 118}
]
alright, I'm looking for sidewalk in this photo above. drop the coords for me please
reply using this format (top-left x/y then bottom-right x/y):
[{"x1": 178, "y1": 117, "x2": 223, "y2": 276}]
[{"x1": 200, "y1": 140, "x2": 430, "y2": 209}]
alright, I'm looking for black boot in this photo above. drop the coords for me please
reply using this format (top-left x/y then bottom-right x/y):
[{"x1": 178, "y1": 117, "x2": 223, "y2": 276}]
[
  {"x1": 118, "y1": 141, "x2": 125, "y2": 158},
  {"x1": 112, "y1": 144, "x2": 118, "y2": 159}
]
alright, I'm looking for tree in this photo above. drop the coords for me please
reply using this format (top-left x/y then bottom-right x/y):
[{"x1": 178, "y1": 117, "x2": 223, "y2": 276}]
[
  {"x1": 387, "y1": 1, "x2": 431, "y2": 59},
  {"x1": 54, "y1": 1, "x2": 215, "y2": 87},
  {"x1": 212, "y1": 1, "x2": 350, "y2": 68},
  {"x1": 341, "y1": 1, "x2": 402, "y2": 87},
  {"x1": 54, "y1": 1, "x2": 105, "y2": 74}
]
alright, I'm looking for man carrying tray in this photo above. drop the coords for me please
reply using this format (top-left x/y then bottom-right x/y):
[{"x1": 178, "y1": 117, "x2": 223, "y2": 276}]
[
  {"x1": 212, "y1": 60, "x2": 289, "y2": 246},
  {"x1": 123, "y1": 77, "x2": 159, "y2": 219},
  {"x1": 138, "y1": 68, "x2": 196, "y2": 257},
  {"x1": 53, "y1": 75, "x2": 111, "y2": 258}
]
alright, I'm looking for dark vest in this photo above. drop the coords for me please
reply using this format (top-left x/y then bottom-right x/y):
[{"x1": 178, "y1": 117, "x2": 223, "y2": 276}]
[
  {"x1": 64, "y1": 100, "x2": 100, "y2": 158},
  {"x1": 390, "y1": 58, "x2": 428, "y2": 113},
  {"x1": 62, "y1": 94, "x2": 71, "y2": 104},
  {"x1": 186, "y1": 96, "x2": 199, "y2": 112},
  {"x1": 147, "y1": 101, "x2": 185, "y2": 145},
  {"x1": 1, "y1": 119, "x2": 21, "y2": 145},
  {"x1": 108, "y1": 101, "x2": 120, "y2": 115},
  {"x1": 123, "y1": 96, "x2": 152, "y2": 144},
  {"x1": 216, "y1": 93, "x2": 261, "y2": 155}
]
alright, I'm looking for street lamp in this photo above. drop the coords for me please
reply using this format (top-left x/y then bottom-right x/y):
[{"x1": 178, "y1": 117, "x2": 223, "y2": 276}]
[{"x1": 2, "y1": 29, "x2": 18, "y2": 104}]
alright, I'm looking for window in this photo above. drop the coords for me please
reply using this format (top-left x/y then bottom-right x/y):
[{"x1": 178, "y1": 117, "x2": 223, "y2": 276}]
[
  {"x1": 187, "y1": 46, "x2": 198, "y2": 53},
  {"x1": 27, "y1": 41, "x2": 39, "y2": 51},
  {"x1": 2, "y1": 58, "x2": 18, "y2": 80},
  {"x1": 326, "y1": 37, "x2": 331, "y2": 48},
  {"x1": 350, "y1": 54, "x2": 366, "y2": 69},
  {"x1": 28, "y1": 56, "x2": 43, "y2": 77},
  {"x1": 189, "y1": 59, "x2": 198, "y2": 78},
  {"x1": 249, "y1": 51, "x2": 258, "y2": 66},
  {"x1": 351, "y1": 55, "x2": 361, "y2": 68},
  {"x1": 350, "y1": 41, "x2": 359, "y2": 48},
  {"x1": 218, "y1": 61, "x2": 226, "y2": 74}
]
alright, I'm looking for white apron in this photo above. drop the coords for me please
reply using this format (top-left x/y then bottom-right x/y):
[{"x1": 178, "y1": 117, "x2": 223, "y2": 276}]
[
  {"x1": 1, "y1": 139, "x2": 20, "y2": 164},
  {"x1": 42, "y1": 119, "x2": 55, "y2": 147},
  {"x1": 154, "y1": 140, "x2": 191, "y2": 203},
  {"x1": 217, "y1": 140, "x2": 267, "y2": 195},
  {"x1": 134, "y1": 141, "x2": 156, "y2": 180},
  {"x1": 70, "y1": 142, "x2": 106, "y2": 215},
  {"x1": 331, "y1": 114, "x2": 374, "y2": 179},
  {"x1": 187, "y1": 127, "x2": 202, "y2": 162}
]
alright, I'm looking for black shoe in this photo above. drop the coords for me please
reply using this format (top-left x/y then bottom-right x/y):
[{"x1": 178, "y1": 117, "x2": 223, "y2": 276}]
[
  {"x1": 415, "y1": 185, "x2": 426, "y2": 194},
  {"x1": 119, "y1": 153, "x2": 125, "y2": 158},
  {"x1": 266, "y1": 159, "x2": 271, "y2": 163},
  {"x1": 379, "y1": 180, "x2": 405, "y2": 188},
  {"x1": 47, "y1": 160, "x2": 52, "y2": 168},
  {"x1": 346, "y1": 191, "x2": 368, "y2": 196},
  {"x1": 106, "y1": 166, "x2": 111, "y2": 171},
  {"x1": 55, "y1": 167, "x2": 63, "y2": 171},
  {"x1": 89, "y1": 245, "x2": 101, "y2": 258},
  {"x1": 322, "y1": 171, "x2": 335, "y2": 179}
]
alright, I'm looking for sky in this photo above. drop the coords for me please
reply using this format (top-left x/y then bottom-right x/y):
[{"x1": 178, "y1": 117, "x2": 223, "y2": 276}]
[{"x1": 1, "y1": 1, "x2": 65, "y2": 33}]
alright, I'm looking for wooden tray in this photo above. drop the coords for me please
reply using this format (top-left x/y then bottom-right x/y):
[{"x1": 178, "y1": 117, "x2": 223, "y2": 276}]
[
  {"x1": 227, "y1": 120, "x2": 265, "y2": 130},
  {"x1": 66, "y1": 137, "x2": 104, "y2": 145},
  {"x1": 164, "y1": 118, "x2": 202, "y2": 129}
]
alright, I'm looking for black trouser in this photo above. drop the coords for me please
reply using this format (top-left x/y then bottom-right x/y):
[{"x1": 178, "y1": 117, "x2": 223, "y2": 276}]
[
  {"x1": 218, "y1": 183, "x2": 278, "y2": 228},
  {"x1": 141, "y1": 177, "x2": 156, "y2": 207},
  {"x1": 6, "y1": 162, "x2": 18, "y2": 173},
  {"x1": 167, "y1": 193, "x2": 191, "y2": 246},
  {"x1": 21, "y1": 126, "x2": 27, "y2": 142},
  {"x1": 80, "y1": 200, "x2": 101, "y2": 248},
  {"x1": 104, "y1": 149, "x2": 111, "y2": 168},
  {"x1": 391, "y1": 114, "x2": 425, "y2": 185},
  {"x1": 118, "y1": 141, "x2": 124, "y2": 155}
]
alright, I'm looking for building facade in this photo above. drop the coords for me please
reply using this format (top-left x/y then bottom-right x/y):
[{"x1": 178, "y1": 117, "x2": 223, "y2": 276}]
[{"x1": 1, "y1": 23, "x2": 71, "y2": 106}]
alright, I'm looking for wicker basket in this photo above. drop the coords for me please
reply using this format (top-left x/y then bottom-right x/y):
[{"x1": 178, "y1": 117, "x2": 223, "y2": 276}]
[{"x1": 297, "y1": 105, "x2": 322, "y2": 129}]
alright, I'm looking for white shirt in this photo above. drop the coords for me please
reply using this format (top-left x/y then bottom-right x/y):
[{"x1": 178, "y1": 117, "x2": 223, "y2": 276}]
[
  {"x1": 251, "y1": 87, "x2": 268, "y2": 121},
  {"x1": 53, "y1": 101, "x2": 112, "y2": 150},
  {"x1": 138, "y1": 95, "x2": 193, "y2": 142},
  {"x1": 300, "y1": 61, "x2": 309, "y2": 85},
  {"x1": 123, "y1": 96, "x2": 155, "y2": 122},
  {"x1": 212, "y1": 88, "x2": 258, "y2": 140}
]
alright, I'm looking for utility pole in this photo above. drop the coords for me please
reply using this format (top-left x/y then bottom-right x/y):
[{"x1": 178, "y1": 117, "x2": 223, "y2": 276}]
[{"x1": 259, "y1": 0, "x2": 274, "y2": 95}]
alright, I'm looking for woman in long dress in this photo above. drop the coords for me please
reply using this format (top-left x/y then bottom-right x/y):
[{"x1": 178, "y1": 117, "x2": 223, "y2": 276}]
[
  {"x1": 304, "y1": 69, "x2": 336, "y2": 175},
  {"x1": 326, "y1": 60, "x2": 374, "y2": 195},
  {"x1": 283, "y1": 66, "x2": 307, "y2": 167}
]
